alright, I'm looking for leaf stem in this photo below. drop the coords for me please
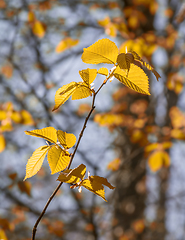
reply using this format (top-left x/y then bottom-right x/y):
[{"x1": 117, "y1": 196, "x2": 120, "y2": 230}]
[{"x1": 32, "y1": 77, "x2": 109, "y2": 240}]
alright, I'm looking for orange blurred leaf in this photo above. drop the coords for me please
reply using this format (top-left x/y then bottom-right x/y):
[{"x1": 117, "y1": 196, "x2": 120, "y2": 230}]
[
  {"x1": 107, "y1": 158, "x2": 121, "y2": 171},
  {"x1": 56, "y1": 38, "x2": 79, "y2": 53}
]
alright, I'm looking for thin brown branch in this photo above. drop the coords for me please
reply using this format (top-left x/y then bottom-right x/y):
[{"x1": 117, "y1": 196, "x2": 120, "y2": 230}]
[{"x1": 32, "y1": 77, "x2": 109, "y2": 240}]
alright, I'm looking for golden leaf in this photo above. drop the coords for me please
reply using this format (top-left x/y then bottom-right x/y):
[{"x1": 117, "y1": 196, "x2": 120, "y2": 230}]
[
  {"x1": 79, "y1": 68, "x2": 97, "y2": 85},
  {"x1": 0, "y1": 134, "x2": 6, "y2": 153},
  {"x1": 89, "y1": 176, "x2": 115, "y2": 189},
  {"x1": 67, "y1": 164, "x2": 86, "y2": 179},
  {"x1": 57, "y1": 130, "x2": 76, "y2": 149},
  {"x1": 114, "y1": 64, "x2": 150, "y2": 95},
  {"x1": 82, "y1": 179, "x2": 107, "y2": 201},
  {"x1": 107, "y1": 158, "x2": 121, "y2": 171},
  {"x1": 25, "y1": 127, "x2": 57, "y2": 143},
  {"x1": 32, "y1": 20, "x2": 45, "y2": 38},
  {"x1": 81, "y1": 38, "x2": 119, "y2": 64},
  {"x1": 53, "y1": 82, "x2": 78, "y2": 111},
  {"x1": 0, "y1": 229, "x2": 8, "y2": 240},
  {"x1": 148, "y1": 150, "x2": 170, "y2": 172},
  {"x1": 131, "y1": 50, "x2": 161, "y2": 81},
  {"x1": 47, "y1": 146, "x2": 70, "y2": 174},
  {"x1": 57, "y1": 169, "x2": 81, "y2": 184},
  {"x1": 56, "y1": 38, "x2": 79, "y2": 53},
  {"x1": 24, "y1": 145, "x2": 50, "y2": 180},
  {"x1": 145, "y1": 143, "x2": 159, "y2": 153},
  {"x1": 71, "y1": 83, "x2": 92, "y2": 100},
  {"x1": 97, "y1": 67, "x2": 109, "y2": 76},
  {"x1": 171, "y1": 129, "x2": 185, "y2": 140},
  {"x1": 20, "y1": 110, "x2": 34, "y2": 125}
]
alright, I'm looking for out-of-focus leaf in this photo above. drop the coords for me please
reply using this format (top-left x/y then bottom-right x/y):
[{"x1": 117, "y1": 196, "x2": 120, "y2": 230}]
[
  {"x1": 56, "y1": 38, "x2": 79, "y2": 53},
  {"x1": 148, "y1": 150, "x2": 170, "y2": 172},
  {"x1": 17, "y1": 181, "x2": 32, "y2": 197},
  {"x1": 0, "y1": 134, "x2": 6, "y2": 153},
  {"x1": 32, "y1": 20, "x2": 46, "y2": 38}
]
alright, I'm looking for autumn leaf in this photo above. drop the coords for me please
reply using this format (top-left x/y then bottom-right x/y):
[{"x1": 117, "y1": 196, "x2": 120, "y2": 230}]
[
  {"x1": 56, "y1": 38, "x2": 79, "y2": 53},
  {"x1": 148, "y1": 150, "x2": 170, "y2": 172},
  {"x1": 25, "y1": 127, "x2": 57, "y2": 143},
  {"x1": 53, "y1": 69, "x2": 96, "y2": 111},
  {"x1": 0, "y1": 134, "x2": 6, "y2": 153},
  {"x1": 24, "y1": 145, "x2": 50, "y2": 180},
  {"x1": 107, "y1": 158, "x2": 121, "y2": 171},
  {"x1": 113, "y1": 64, "x2": 150, "y2": 95},
  {"x1": 81, "y1": 38, "x2": 119, "y2": 64},
  {"x1": 97, "y1": 67, "x2": 109, "y2": 76},
  {"x1": 57, "y1": 130, "x2": 76, "y2": 149},
  {"x1": 130, "y1": 50, "x2": 161, "y2": 81},
  {"x1": 67, "y1": 164, "x2": 86, "y2": 179},
  {"x1": 117, "y1": 53, "x2": 134, "y2": 71},
  {"x1": 47, "y1": 146, "x2": 70, "y2": 174},
  {"x1": 32, "y1": 20, "x2": 46, "y2": 38}
]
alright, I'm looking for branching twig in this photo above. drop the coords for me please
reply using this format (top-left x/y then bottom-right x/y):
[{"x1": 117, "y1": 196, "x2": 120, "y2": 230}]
[{"x1": 32, "y1": 78, "x2": 109, "y2": 240}]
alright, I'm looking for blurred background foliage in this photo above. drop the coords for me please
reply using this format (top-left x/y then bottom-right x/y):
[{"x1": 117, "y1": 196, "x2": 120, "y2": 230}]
[{"x1": 1, "y1": 0, "x2": 185, "y2": 239}]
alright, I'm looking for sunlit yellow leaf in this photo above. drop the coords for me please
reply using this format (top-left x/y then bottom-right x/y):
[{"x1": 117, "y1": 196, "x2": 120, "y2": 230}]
[
  {"x1": 71, "y1": 83, "x2": 92, "y2": 100},
  {"x1": 148, "y1": 150, "x2": 170, "y2": 172},
  {"x1": 28, "y1": 11, "x2": 35, "y2": 23},
  {"x1": 169, "y1": 106, "x2": 185, "y2": 128},
  {"x1": 89, "y1": 176, "x2": 115, "y2": 189},
  {"x1": 81, "y1": 38, "x2": 119, "y2": 64},
  {"x1": 114, "y1": 64, "x2": 150, "y2": 95},
  {"x1": 0, "y1": 134, "x2": 6, "y2": 153},
  {"x1": 32, "y1": 20, "x2": 45, "y2": 38},
  {"x1": 24, "y1": 145, "x2": 50, "y2": 180},
  {"x1": 131, "y1": 50, "x2": 161, "y2": 81},
  {"x1": 25, "y1": 127, "x2": 57, "y2": 143},
  {"x1": 97, "y1": 67, "x2": 109, "y2": 76},
  {"x1": 52, "y1": 82, "x2": 78, "y2": 111},
  {"x1": 56, "y1": 38, "x2": 79, "y2": 53},
  {"x1": 57, "y1": 169, "x2": 81, "y2": 184},
  {"x1": 67, "y1": 164, "x2": 86, "y2": 179},
  {"x1": 47, "y1": 146, "x2": 70, "y2": 174},
  {"x1": 79, "y1": 68, "x2": 97, "y2": 85},
  {"x1": 11, "y1": 111, "x2": 22, "y2": 123},
  {"x1": 82, "y1": 179, "x2": 107, "y2": 201},
  {"x1": 57, "y1": 130, "x2": 76, "y2": 149}
]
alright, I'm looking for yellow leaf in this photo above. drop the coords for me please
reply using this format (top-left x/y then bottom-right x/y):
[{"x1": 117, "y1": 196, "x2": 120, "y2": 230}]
[
  {"x1": 162, "y1": 141, "x2": 172, "y2": 149},
  {"x1": 0, "y1": 134, "x2": 6, "y2": 153},
  {"x1": 107, "y1": 158, "x2": 121, "y2": 171},
  {"x1": 0, "y1": 110, "x2": 6, "y2": 120},
  {"x1": 117, "y1": 53, "x2": 134, "y2": 71},
  {"x1": 82, "y1": 179, "x2": 107, "y2": 201},
  {"x1": 32, "y1": 20, "x2": 45, "y2": 38},
  {"x1": 53, "y1": 82, "x2": 78, "y2": 111},
  {"x1": 25, "y1": 127, "x2": 57, "y2": 143},
  {"x1": 0, "y1": 229, "x2": 8, "y2": 240},
  {"x1": 20, "y1": 110, "x2": 34, "y2": 125},
  {"x1": 57, "y1": 169, "x2": 81, "y2": 184},
  {"x1": 114, "y1": 64, "x2": 150, "y2": 95},
  {"x1": 131, "y1": 50, "x2": 161, "y2": 81},
  {"x1": 79, "y1": 68, "x2": 97, "y2": 85},
  {"x1": 98, "y1": 16, "x2": 110, "y2": 27},
  {"x1": 145, "y1": 143, "x2": 159, "y2": 153},
  {"x1": 97, "y1": 67, "x2": 109, "y2": 76},
  {"x1": 89, "y1": 176, "x2": 115, "y2": 189},
  {"x1": 57, "y1": 130, "x2": 76, "y2": 149},
  {"x1": 47, "y1": 146, "x2": 70, "y2": 174},
  {"x1": 81, "y1": 38, "x2": 119, "y2": 64},
  {"x1": 24, "y1": 145, "x2": 50, "y2": 180},
  {"x1": 171, "y1": 129, "x2": 185, "y2": 140},
  {"x1": 148, "y1": 151, "x2": 170, "y2": 172},
  {"x1": 67, "y1": 164, "x2": 86, "y2": 179},
  {"x1": 71, "y1": 83, "x2": 92, "y2": 100},
  {"x1": 56, "y1": 38, "x2": 79, "y2": 53},
  {"x1": 28, "y1": 11, "x2": 35, "y2": 23}
]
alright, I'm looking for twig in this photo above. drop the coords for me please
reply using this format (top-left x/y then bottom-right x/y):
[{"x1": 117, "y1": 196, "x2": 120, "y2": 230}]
[{"x1": 32, "y1": 78, "x2": 109, "y2": 240}]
